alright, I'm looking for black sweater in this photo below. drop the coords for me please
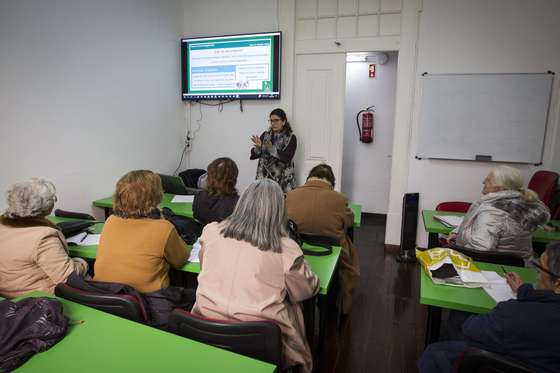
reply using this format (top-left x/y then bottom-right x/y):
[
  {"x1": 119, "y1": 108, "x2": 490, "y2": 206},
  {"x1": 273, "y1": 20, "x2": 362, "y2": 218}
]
[{"x1": 192, "y1": 191, "x2": 239, "y2": 226}]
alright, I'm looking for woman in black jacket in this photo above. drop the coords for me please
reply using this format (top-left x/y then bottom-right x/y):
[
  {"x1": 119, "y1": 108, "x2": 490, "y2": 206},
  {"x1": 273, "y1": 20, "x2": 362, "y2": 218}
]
[{"x1": 193, "y1": 157, "x2": 239, "y2": 226}]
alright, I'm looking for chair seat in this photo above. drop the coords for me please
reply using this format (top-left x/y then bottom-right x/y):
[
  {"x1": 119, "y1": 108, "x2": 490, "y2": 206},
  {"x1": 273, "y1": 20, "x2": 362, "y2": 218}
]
[{"x1": 456, "y1": 348, "x2": 536, "y2": 373}]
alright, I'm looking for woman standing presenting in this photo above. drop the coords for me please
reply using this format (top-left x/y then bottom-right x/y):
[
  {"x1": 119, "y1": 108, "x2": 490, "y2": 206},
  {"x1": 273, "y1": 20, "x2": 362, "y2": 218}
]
[{"x1": 250, "y1": 108, "x2": 297, "y2": 192}]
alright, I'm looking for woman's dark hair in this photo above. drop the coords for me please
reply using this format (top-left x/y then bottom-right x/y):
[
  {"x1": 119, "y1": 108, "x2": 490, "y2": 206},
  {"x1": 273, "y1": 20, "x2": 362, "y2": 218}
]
[
  {"x1": 307, "y1": 163, "x2": 335, "y2": 187},
  {"x1": 545, "y1": 241, "x2": 560, "y2": 279},
  {"x1": 207, "y1": 157, "x2": 238, "y2": 196},
  {"x1": 270, "y1": 108, "x2": 292, "y2": 133}
]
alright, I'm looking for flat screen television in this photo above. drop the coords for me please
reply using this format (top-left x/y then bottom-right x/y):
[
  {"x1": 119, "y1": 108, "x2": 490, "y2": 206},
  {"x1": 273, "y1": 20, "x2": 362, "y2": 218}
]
[{"x1": 181, "y1": 32, "x2": 281, "y2": 100}]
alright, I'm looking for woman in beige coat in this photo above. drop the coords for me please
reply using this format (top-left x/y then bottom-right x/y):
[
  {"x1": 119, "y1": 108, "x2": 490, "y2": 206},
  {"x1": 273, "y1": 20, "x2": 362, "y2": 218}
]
[
  {"x1": 0, "y1": 179, "x2": 88, "y2": 298},
  {"x1": 193, "y1": 179, "x2": 319, "y2": 372}
]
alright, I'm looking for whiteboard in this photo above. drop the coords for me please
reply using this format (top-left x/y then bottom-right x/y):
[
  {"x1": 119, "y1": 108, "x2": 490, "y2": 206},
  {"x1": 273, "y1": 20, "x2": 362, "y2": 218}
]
[{"x1": 416, "y1": 73, "x2": 553, "y2": 164}]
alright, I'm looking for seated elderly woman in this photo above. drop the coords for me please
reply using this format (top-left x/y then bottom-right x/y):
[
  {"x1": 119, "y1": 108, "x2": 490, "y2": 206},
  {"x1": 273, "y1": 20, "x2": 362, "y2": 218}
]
[
  {"x1": 448, "y1": 165, "x2": 550, "y2": 265},
  {"x1": 94, "y1": 170, "x2": 189, "y2": 293},
  {"x1": 193, "y1": 157, "x2": 239, "y2": 225},
  {"x1": 418, "y1": 241, "x2": 560, "y2": 373},
  {"x1": 193, "y1": 179, "x2": 320, "y2": 373},
  {"x1": 0, "y1": 179, "x2": 88, "y2": 298},
  {"x1": 286, "y1": 163, "x2": 359, "y2": 315}
]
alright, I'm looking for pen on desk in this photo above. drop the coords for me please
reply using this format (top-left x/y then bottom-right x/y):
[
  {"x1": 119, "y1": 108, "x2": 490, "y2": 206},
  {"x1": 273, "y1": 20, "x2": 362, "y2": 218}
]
[
  {"x1": 79, "y1": 233, "x2": 88, "y2": 243},
  {"x1": 500, "y1": 266, "x2": 508, "y2": 276}
]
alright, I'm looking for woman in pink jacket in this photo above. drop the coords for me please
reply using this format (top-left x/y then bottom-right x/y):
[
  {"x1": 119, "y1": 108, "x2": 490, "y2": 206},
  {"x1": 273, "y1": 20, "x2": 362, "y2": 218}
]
[
  {"x1": 0, "y1": 179, "x2": 88, "y2": 298},
  {"x1": 192, "y1": 179, "x2": 320, "y2": 372}
]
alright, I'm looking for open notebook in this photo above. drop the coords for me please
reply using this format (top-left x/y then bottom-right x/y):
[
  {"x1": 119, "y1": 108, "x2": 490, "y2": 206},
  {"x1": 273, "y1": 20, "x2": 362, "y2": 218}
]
[{"x1": 434, "y1": 215, "x2": 464, "y2": 228}]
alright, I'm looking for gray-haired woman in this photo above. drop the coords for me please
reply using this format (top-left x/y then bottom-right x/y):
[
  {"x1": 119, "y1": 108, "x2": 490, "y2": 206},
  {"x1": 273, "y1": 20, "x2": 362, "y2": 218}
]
[
  {"x1": 192, "y1": 179, "x2": 319, "y2": 373},
  {"x1": 448, "y1": 166, "x2": 550, "y2": 265},
  {"x1": 0, "y1": 179, "x2": 88, "y2": 298}
]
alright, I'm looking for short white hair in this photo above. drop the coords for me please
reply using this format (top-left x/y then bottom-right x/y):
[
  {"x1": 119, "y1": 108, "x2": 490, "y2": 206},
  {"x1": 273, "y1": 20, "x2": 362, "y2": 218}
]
[
  {"x1": 490, "y1": 166, "x2": 538, "y2": 202},
  {"x1": 4, "y1": 178, "x2": 57, "y2": 218}
]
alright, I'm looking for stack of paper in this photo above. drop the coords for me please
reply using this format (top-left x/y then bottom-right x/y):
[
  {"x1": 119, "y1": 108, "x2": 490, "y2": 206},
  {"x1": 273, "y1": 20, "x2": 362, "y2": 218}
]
[
  {"x1": 67, "y1": 232, "x2": 101, "y2": 246},
  {"x1": 171, "y1": 195, "x2": 195, "y2": 203},
  {"x1": 434, "y1": 215, "x2": 464, "y2": 228},
  {"x1": 481, "y1": 271, "x2": 516, "y2": 303},
  {"x1": 188, "y1": 239, "x2": 201, "y2": 263}
]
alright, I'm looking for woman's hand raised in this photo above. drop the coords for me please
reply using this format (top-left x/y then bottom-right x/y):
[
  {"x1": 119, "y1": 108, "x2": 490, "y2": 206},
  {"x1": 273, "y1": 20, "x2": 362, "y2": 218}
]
[{"x1": 251, "y1": 135, "x2": 262, "y2": 147}]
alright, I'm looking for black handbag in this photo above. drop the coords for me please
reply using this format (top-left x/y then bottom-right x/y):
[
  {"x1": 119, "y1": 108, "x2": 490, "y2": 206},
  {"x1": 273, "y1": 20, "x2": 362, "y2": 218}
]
[
  {"x1": 161, "y1": 207, "x2": 202, "y2": 245},
  {"x1": 287, "y1": 220, "x2": 337, "y2": 256}
]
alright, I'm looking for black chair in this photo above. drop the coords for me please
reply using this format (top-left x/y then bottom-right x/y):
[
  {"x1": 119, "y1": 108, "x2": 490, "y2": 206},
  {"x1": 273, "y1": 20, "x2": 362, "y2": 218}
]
[
  {"x1": 448, "y1": 243, "x2": 525, "y2": 267},
  {"x1": 456, "y1": 348, "x2": 536, "y2": 373},
  {"x1": 54, "y1": 283, "x2": 149, "y2": 323},
  {"x1": 54, "y1": 209, "x2": 96, "y2": 221},
  {"x1": 168, "y1": 309, "x2": 282, "y2": 367}
]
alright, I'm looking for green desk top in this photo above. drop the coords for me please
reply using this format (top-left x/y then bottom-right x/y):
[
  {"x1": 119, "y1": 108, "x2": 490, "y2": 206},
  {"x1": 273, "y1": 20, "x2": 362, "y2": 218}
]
[
  {"x1": 48, "y1": 217, "x2": 340, "y2": 296},
  {"x1": 94, "y1": 193, "x2": 194, "y2": 218},
  {"x1": 94, "y1": 194, "x2": 361, "y2": 228},
  {"x1": 420, "y1": 261, "x2": 537, "y2": 314},
  {"x1": 349, "y1": 203, "x2": 361, "y2": 227},
  {"x1": 13, "y1": 292, "x2": 275, "y2": 373},
  {"x1": 422, "y1": 209, "x2": 560, "y2": 243}
]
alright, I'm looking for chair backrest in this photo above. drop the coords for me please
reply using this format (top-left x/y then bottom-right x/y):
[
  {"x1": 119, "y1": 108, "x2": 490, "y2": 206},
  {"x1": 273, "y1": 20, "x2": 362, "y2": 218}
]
[
  {"x1": 168, "y1": 310, "x2": 282, "y2": 366},
  {"x1": 448, "y1": 244, "x2": 525, "y2": 267},
  {"x1": 436, "y1": 201, "x2": 472, "y2": 213},
  {"x1": 54, "y1": 283, "x2": 149, "y2": 323},
  {"x1": 456, "y1": 348, "x2": 536, "y2": 373},
  {"x1": 528, "y1": 170, "x2": 559, "y2": 207}
]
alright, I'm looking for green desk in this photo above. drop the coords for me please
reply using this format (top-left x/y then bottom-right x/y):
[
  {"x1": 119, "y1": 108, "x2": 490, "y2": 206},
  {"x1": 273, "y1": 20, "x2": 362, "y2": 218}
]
[
  {"x1": 48, "y1": 217, "x2": 340, "y2": 296},
  {"x1": 14, "y1": 292, "x2": 275, "y2": 373},
  {"x1": 420, "y1": 261, "x2": 536, "y2": 345},
  {"x1": 93, "y1": 194, "x2": 362, "y2": 228},
  {"x1": 94, "y1": 193, "x2": 193, "y2": 219},
  {"x1": 422, "y1": 209, "x2": 560, "y2": 248}
]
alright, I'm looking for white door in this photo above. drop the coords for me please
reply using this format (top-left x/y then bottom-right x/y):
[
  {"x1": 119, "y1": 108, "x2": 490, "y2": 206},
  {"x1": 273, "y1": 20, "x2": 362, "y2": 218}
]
[{"x1": 293, "y1": 53, "x2": 346, "y2": 190}]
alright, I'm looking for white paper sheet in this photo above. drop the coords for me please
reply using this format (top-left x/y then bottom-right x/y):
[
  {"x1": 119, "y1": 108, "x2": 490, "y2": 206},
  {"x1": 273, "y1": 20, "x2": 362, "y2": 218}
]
[
  {"x1": 188, "y1": 239, "x2": 201, "y2": 263},
  {"x1": 67, "y1": 233, "x2": 101, "y2": 246},
  {"x1": 434, "y1": 215, "x2": 464, "y2": 228},
  {"x1": 481, "y1": 270, "x2": 517, "y2": 303},
  {"x1": 171, "y1": 195, "x2": 194, "y2": 203}
]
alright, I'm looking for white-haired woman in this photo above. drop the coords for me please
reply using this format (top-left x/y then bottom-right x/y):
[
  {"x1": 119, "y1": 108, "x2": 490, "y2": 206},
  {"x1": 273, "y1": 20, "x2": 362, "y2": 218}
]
[
  {"x1": 0, "y1": 179, "x2": 88, "y2": 298},
  {"x1": 192, "y1": 179, "x2": 319, "y2": 373},
  {"x1": 448, "y1": 166, "x2": 550, "y2": 265}
]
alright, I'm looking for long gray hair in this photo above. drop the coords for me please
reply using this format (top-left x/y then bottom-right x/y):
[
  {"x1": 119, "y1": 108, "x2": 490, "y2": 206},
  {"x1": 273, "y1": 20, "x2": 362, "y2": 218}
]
[{"x1": 220, "y1": 179, "x2": 288, "y2": 252}]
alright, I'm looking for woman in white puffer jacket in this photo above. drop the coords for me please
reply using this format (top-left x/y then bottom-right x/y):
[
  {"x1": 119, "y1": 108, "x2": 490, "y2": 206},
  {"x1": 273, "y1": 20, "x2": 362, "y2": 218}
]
[{"x1": 449, "y1": 166, "x2": 550, "y2": 265}]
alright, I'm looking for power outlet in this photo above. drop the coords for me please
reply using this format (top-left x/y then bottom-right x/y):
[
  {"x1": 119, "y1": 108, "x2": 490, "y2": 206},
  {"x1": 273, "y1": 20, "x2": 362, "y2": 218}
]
[{"x1": 185, "y1": 131, "x2": 192, "y2": 150}]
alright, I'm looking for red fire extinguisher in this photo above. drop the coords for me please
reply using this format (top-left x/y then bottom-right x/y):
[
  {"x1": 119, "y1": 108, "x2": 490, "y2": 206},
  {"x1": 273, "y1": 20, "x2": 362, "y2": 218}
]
[{"x1": 356, "y1": 105, "x2": 375, "y2": 143}]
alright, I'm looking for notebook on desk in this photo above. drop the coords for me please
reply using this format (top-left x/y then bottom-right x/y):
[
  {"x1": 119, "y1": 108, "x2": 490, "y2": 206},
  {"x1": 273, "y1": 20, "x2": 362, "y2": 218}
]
[
  {"x1": 434, "y1": 215, "x2": 464, "y2": 228},
  {"x1": 158, "y1": 174, "x2": 197, "y2": 196}
]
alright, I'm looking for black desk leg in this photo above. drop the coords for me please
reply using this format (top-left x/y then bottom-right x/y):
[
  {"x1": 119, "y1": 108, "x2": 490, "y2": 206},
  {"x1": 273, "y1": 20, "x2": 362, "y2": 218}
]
[
  {"x1": 425, "y1": 305, "x2": 442, "y2": 347},
  {"x1": 428, "y1": 232, "x2": 439, "y2": 249}
]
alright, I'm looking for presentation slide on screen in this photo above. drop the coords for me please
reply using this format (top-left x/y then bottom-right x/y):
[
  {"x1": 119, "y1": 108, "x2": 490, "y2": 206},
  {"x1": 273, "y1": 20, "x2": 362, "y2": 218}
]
[{"x1": 187, "y1": 36, "x2": 275, "y2": 94}]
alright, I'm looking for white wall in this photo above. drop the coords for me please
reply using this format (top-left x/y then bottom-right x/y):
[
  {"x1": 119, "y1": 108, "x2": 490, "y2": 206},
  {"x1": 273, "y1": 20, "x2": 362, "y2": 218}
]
[
  {"x1": 395, "y1": 0, "x2": 560, "y2": 247},
  {"x1": 0, "y1": 0, "x2": 185, "y2": 216},
  {"x1": 182, "y1": 0, "x2": 295, "y2": 192},
  {"x1": 342, "y1": 53, "x2": 398, "y2": 213}
]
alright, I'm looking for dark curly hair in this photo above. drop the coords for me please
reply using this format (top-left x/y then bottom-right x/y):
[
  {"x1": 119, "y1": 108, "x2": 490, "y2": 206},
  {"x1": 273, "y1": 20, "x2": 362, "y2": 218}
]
[{"x1": 207, "y1": 157, "x2": 239, "y2": 196}]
